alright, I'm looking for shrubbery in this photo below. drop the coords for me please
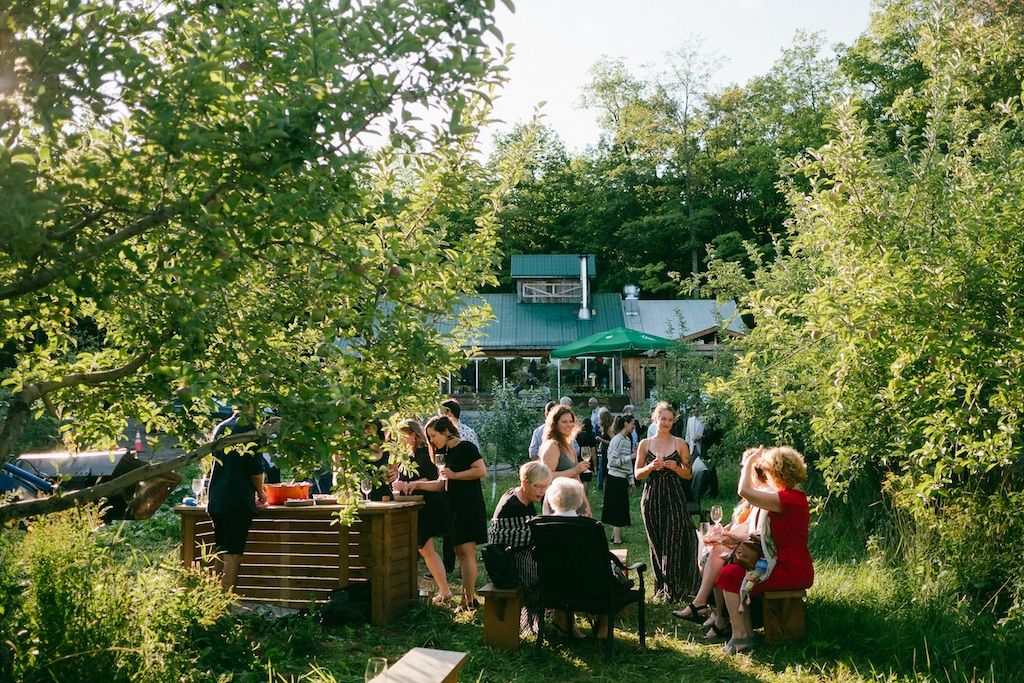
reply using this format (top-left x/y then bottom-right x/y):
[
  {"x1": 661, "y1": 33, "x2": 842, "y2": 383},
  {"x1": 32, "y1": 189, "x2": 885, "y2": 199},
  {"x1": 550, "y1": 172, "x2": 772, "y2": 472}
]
[{"x1": 0, "y1": 505, "x2": 324, "y2": 682}]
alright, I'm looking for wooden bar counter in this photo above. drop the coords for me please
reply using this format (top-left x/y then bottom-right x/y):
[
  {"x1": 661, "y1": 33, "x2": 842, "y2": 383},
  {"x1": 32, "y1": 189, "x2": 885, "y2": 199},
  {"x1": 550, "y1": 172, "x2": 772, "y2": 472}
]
[{"x1": 175, "y1": 500, "x2": 421, "y2": 625}]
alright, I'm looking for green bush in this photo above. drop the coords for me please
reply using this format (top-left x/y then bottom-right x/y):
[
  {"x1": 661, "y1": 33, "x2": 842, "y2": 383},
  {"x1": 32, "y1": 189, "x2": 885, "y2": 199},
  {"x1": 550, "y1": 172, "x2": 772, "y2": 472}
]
[{"x1": 5, "y1": 506, "x2": 248, "y2": 682}]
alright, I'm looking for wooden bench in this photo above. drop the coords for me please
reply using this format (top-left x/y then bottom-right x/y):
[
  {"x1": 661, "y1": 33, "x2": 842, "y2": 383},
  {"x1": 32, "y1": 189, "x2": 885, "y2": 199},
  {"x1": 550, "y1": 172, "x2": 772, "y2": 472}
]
[
  {"x1": 761, "y1": 589, "x2": 806, "y2": 644},
  {"x1": 477, "y1": 582, "x2": 524, "y2": 650},
  {"x1": 372, "y1": 647, "x2": 467, "y2": 683}
]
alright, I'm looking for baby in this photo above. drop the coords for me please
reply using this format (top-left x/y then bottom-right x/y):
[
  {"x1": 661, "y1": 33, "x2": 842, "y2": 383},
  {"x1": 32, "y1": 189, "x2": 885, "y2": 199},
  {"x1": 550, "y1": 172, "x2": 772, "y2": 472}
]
[{"x1": 732, "y1": 537, "x2": 769, "y2": 612}]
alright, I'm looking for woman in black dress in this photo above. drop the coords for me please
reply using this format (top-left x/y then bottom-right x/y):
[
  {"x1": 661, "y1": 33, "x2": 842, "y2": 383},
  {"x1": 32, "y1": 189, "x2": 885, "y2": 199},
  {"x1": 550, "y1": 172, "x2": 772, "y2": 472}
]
[
  {"x1": 425, "y1": 415, "x2": 487, "y2": 610},
  {"x1": 634, "y1": 401, "x2": 700, "y2": 602},
  {"x1": 489, "y1": 461, "x2": 552, "y2": 631},
  {"x1": 392, "y1": 419, "x2": 453, "y2": 604}
]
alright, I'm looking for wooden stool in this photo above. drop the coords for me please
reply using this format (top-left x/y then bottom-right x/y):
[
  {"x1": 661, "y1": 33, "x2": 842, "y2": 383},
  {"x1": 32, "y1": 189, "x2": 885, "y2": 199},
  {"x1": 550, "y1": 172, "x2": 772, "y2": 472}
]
[
  {"x1": 374, "y1": 647, "x2": 467, "y2": 683},
  {"x1": 478, "y1": 582, "x2": 524, "y2": 650},
  {"x1": 762, "y1": 590, "x2": 806, "y2": 644}
]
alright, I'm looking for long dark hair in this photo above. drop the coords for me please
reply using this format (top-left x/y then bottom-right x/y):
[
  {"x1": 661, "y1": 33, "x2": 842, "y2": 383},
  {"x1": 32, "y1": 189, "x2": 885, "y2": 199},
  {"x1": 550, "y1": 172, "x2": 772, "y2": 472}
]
[
  {"x1": 425, "y1": 415, "x2": 459, "y2": 440},
  {"x1": 612, "y1": 414, "x2": 634, "y2": 433},
  {"x1": 543, "y1": 405, "x2": 579, "y2": 450}
]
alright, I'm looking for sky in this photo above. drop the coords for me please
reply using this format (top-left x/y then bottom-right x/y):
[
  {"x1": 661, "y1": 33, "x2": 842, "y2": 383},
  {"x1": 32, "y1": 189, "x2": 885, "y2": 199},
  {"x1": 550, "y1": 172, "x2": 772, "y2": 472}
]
[{"x1": 482, "y1": 0, "x2": 873, "y2": 153}]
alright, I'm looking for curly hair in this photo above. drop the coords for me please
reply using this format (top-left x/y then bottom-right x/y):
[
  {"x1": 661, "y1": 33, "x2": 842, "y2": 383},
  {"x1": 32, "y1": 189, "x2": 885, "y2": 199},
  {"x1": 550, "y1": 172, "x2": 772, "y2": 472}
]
[
  {"x1": 758, "y1": 446, "x2": 807, "y2": 489},
  {"x1": 543, "y1": 404, "x2": 579, "y2": 449}
]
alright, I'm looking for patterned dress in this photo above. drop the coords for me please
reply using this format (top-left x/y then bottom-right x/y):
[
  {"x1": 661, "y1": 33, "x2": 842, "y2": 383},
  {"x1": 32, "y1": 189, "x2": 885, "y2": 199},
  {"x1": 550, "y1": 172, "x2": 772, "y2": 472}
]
[{"x1": 641, "y1": 447, "x2": 700, "y2": 602}]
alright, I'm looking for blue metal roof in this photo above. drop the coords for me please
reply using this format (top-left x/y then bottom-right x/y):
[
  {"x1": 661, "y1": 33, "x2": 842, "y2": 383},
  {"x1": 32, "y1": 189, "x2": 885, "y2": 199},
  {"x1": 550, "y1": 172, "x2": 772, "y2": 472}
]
[{"x1": 510, "y1": 254, "x2": 596, "y2": 279}]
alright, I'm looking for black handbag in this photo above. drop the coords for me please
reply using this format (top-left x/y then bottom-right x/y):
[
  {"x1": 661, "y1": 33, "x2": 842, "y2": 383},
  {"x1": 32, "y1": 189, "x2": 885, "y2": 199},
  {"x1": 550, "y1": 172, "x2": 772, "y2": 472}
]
[{"x1": 481, "y1": 544, "x2": 519, "y2": 588}]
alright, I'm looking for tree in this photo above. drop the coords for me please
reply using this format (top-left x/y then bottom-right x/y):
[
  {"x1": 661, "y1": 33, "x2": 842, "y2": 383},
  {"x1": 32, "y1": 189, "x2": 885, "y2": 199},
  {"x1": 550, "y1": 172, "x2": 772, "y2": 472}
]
[
  {"x1": 703, "y1": 0, "x2": 1024, "y2": 617},
  {"x1": 0, "y1": 0, "x2": 525, "y2": 521}
]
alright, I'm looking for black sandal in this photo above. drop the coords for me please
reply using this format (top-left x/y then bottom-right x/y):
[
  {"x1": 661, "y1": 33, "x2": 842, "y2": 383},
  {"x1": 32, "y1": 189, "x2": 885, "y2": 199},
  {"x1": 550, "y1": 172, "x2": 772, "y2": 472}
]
[
  {"x1": 703, "y1": 622, "x2": 732, "y2": 643},
  {"x1": 671, "y1": 602, "x2": 710, "y2": 623}
]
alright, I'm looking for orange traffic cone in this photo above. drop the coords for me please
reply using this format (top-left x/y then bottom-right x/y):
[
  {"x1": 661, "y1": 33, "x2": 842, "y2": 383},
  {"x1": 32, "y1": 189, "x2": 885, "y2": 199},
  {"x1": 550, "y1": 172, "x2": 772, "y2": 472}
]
[{"x1": 134, "y1": 430, "x2": 144, "y2": 454}]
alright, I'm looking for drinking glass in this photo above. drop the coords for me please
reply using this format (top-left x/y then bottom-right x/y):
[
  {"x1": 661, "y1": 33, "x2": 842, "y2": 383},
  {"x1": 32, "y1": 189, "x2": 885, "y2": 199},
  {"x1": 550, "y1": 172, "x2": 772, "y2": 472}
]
[
  {"x1": 581, "y1": 447, "x2": 593, "y2": 463},
  {"x1": 699, "y1": 521, "x2": 712, "y2": 544},
  {"x1": 359, "y1": 478, "x2": 373, "y2": 503},
  {"x1": 191, "y1": 478, "x2": 204, "y2": 498},
  {"x1": 710, "y1": 505, "x2": 724, "y2": 525},
  {"x1": 364, "y1": 657, "x2": 387, "y2": 682},
  {"x1": 435, "y1": 452, "x2": 447, "y2": 489}
]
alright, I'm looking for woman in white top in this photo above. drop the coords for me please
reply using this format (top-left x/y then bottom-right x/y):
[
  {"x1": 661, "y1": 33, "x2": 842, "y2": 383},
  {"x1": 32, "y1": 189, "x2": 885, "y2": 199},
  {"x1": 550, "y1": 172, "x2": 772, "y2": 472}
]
[{"x1": 600, "y1": 414, "x2": 635, "y2": 544}]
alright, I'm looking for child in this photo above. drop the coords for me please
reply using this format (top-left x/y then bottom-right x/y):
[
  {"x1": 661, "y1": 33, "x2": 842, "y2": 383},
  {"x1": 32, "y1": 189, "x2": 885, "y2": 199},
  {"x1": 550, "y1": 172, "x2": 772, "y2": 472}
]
[{"x1": 731, "y1": 537, "x2": 769, "y2": 613}]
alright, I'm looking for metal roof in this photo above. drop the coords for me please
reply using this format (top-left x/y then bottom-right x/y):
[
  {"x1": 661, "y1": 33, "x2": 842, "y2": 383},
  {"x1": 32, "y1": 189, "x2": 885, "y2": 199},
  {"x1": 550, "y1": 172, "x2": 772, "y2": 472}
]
[
  {"x1": 510, "y1": 254, "x2": 596, "y2": 279},
  {"x1": 622, "y1": 299, "x2": 746, "y2": 340},
  {"x1": 460, "y1": 293, "x2": 624, "y2": 350}
]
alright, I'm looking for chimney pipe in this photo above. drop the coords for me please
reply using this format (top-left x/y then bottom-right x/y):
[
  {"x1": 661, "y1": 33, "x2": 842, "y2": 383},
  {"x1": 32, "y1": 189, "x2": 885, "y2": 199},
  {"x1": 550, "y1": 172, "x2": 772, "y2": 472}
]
[{"x1": 578, "y1": 254, "x2": 591, "y2": 320}]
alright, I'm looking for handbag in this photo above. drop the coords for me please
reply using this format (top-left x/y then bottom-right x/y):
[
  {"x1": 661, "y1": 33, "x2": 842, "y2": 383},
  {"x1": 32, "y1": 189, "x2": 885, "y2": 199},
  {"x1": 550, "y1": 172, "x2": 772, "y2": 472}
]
[{"x1": 481, "y1": 544, "x2": 519, "y2": 589}]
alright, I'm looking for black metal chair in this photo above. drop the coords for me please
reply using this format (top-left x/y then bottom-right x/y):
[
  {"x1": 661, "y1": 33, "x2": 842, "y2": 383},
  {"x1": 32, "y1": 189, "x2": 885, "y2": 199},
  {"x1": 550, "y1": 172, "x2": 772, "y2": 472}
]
[{"x1": 529, "y1": 516, "x2": 647, "y2": 662}]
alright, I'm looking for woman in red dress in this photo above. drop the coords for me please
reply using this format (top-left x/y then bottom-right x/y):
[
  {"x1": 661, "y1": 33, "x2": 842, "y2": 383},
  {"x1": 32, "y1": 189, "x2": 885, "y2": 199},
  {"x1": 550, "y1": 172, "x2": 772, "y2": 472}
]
[{"x1": 714, "y1": 445, "x2": 813, "y2": 654}]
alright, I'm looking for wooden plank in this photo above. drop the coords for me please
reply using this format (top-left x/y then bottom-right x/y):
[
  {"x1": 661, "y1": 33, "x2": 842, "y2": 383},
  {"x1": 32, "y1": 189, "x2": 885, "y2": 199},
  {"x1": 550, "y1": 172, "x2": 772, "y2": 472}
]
[
  {"x1": 389, "y1": 569, "x2": 411, "y2": 591},
  {"x1": 369, "y1": 514, "x2": 388, "y2": 626},
  {"x1": 248, "y1": 530, "x2": 345, "y2": 544},
  {"x1": 180, "y1": 514, "x2": 197, "y2": 567},
  {"x1": 243, "y1": 541, "x2": 340, "y2": 556},
  {"x1": 235, "y1": 585, "x2": 335, "y2": 602},
  {"x1": 372, "y1": 648, "x2": 467, "y2": 683},
  {"x1": 238, "y1": 574, "x2": 345, "y2": 590},
  {"x1": 236, "y1": 563, "x2": 342, "y2": 579},
  {"x1": 241, "y1": 552, "x2": 340, "y2": 567}
]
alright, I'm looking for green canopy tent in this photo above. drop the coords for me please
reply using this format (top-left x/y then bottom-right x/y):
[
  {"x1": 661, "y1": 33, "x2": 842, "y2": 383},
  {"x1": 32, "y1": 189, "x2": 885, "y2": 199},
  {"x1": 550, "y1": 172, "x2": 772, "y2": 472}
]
[{"x1": 549, "y1": 326, "x2": 676, "y2": 396}]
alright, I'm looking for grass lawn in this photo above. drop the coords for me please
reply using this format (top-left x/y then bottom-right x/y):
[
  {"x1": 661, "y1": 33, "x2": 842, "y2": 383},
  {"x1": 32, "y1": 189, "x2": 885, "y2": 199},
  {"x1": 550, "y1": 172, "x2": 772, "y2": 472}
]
[{"x1": 140, "y1": 463, "x2": 1014, "y2": 682}]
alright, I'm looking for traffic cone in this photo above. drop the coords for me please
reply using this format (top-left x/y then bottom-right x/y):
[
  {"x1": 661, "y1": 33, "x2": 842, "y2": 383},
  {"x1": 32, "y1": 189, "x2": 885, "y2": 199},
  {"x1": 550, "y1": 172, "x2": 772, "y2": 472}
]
[{"x1": 134, "y1": 430, "x2": 144, "y2": 454}]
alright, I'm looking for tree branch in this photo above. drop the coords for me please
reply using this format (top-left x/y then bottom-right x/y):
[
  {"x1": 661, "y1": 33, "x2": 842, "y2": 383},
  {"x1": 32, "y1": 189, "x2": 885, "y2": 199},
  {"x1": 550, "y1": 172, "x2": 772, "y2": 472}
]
[
  {"x1": 0, "y1": 184, "x2": 229, "y2": 301},
  {"x1": 0, "y1": 428, "x2": 273, "y2": 524},
  {"x1": 27, "y1": 345, "x2": 161, "y2": 401}
]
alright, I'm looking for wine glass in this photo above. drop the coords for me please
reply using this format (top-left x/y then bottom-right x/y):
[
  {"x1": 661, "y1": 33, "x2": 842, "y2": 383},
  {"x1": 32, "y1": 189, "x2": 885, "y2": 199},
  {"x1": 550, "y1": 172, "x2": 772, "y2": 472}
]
[
  {"x1": 710, "y1": 505, "x2": 724, "y2": 525},
  {"x1": 581, "y1": 447, "x2": 593, "y2": 464},
  {"x1": 699, "y1": 522, "x2": 713, "y2": 545},
  {"x1": 191, "y1": 478, "x2": 204, "y2": 499},
  {"x1": 359, "y1": 478, "x2": 373, "y2": 503},
  {"x1": 364, "y1": 656, "x2": 387, "y2": 682},
  {"x1": 435, "y1": 451, "x2": 447, "y2": 488}
]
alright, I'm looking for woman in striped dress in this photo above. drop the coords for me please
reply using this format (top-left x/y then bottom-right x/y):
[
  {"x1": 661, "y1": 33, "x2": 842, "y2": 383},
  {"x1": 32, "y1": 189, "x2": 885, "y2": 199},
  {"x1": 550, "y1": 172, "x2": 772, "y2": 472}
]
[{"x1": 634, "y1": 401, "x2": 700, "y2": 602}]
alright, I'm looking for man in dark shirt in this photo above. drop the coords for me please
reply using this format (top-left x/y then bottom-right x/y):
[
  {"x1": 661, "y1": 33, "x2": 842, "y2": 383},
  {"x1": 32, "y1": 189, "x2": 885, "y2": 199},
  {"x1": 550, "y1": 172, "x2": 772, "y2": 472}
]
[{"x1": 207, "y1": 422, "x2": 268, "y2": 591}]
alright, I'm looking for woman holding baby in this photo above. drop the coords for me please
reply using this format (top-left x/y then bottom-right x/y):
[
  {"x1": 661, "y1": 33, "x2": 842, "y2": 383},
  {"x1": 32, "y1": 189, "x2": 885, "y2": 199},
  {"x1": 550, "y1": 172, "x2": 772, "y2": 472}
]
[{"x1": 712, "y1": 445, "x2": 814, "y2": 655}]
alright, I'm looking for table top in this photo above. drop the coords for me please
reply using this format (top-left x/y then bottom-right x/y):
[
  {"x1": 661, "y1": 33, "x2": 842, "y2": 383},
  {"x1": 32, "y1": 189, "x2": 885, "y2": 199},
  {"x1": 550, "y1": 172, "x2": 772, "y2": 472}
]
[{"x1": 174, "y1": 499, "x2": 422, "y2": 518}]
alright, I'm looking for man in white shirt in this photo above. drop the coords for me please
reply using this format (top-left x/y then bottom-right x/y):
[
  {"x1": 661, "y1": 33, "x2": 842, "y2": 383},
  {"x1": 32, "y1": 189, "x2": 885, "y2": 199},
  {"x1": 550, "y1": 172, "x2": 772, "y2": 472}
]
[
  {"x1": 588, "y1": 397, "x2": 601, "y2": 432},
  {"x1": 528, "y1": 401, "x2": 558, "y2": 459},
  {"x1": 685, "y1": 405, "x2": 709, "y2": 501},
  {"x1": 685, "y1": 405, "x2": 704, "y2": 459},
  {"x1": 441, "y1": 398, "x2": 479, "y2": 449}
]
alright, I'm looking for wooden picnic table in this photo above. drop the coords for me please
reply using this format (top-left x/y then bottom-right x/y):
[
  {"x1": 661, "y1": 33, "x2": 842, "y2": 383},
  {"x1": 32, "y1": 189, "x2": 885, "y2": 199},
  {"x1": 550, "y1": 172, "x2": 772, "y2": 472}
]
[{"x1": 174, "y1": 500, "x2": 421, "y2": 625}]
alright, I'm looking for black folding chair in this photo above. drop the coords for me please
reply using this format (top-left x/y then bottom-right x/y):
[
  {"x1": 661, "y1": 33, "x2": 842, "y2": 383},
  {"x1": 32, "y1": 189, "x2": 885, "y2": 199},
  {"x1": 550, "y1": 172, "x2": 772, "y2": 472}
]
[{"x1": 529, "y1": 516, "x2": 647, "y2": 662}]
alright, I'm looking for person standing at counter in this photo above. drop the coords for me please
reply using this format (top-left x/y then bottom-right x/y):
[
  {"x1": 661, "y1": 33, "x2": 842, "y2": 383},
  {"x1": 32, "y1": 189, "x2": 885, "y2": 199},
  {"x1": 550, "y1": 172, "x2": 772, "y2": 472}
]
[
  {"x1": 207, "y1": 423, "x2": 268, "y2": 592},
  {"x1": 426, "y1": 415, "x2": 487, "y2": 610},
  {"x1": 392, "y1": 419, "x2": 454, "y2": 604}
]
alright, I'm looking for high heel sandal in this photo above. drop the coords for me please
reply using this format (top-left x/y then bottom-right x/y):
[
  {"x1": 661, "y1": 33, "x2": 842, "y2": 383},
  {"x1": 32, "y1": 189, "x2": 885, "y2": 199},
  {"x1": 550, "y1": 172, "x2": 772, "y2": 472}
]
[
  {"x1": 671, "y1": 601, "x2": 710, "y2": 623},
  {"x1": 431, "y1": 592, "x2": 454, "y2": 606},
  {"x1": 703, "y1": 622, "x2": 731, "y2": 643},
  {"x1": 722, "y1": 635, "x2": 757, "y2": 655}
]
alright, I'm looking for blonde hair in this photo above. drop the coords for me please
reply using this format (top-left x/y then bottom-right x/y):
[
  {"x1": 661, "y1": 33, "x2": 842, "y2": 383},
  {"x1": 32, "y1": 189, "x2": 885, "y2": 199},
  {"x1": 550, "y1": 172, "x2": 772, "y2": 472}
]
[
  {"x1": 758, "y1": 446, "x2": 808, "y2": 489},
  {"x1": 520, "y1": 461, "x2": 552, "y2": 487},
  {"x1": 398, "y1": 419, "x2": 428, "y2": 450},
  {"x1": 651, "y1": 401, "x2": 675, "y2": 423}
]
